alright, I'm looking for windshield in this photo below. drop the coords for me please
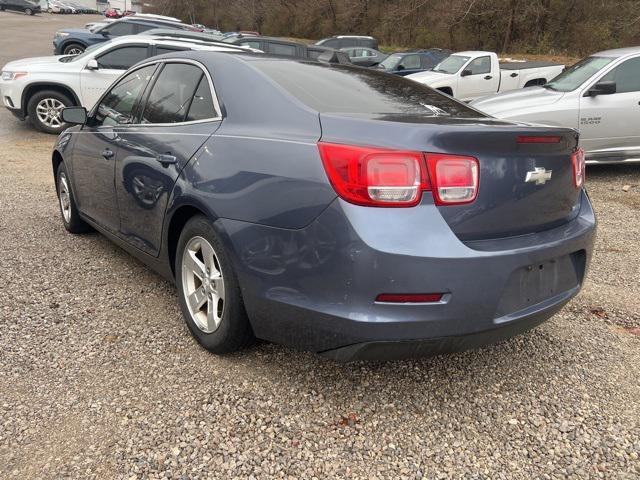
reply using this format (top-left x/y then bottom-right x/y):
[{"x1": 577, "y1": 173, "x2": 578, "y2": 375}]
[
  {"x1": 433, "y1": 55, "x2": 470, "y2": 74},
  {"x1": 59, "y1": 42, "x2": 107, "y2": 63},
  {"x1": 544, "y1": 56, "x2": 614, "y2": 92},
  {"x1": 379, "y1": 53, "x2": 402, "y2": 70}
]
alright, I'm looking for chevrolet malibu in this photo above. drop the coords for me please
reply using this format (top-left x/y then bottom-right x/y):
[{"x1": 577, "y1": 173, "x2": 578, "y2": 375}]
[{"x1": 53, "y1": 52, "x2": 596, "y2": 360}]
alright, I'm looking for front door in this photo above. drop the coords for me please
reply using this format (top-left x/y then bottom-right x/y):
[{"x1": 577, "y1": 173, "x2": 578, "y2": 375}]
[
  {"x1": 71, "y1": 64, "x2": 157, "y2": 233},
  {"x1": 579, "y1": 56, "x2": 640, "y2": 159},
  {"x1": 115, "y1": 62, "x2": 222, "y2": 256},
  {"x1": 457, "y1": 55, "x2": 499, "y2": 101}
]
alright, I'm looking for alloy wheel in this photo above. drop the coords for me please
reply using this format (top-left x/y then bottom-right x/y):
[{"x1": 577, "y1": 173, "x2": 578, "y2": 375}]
[
  {"x1": 58, "y1": 171, "x2": 71, "y2": 223},
  {"x1": 181, "y1": 236, "x2": 226, "y2": 333},
  {"x1": 36, "y1": 98, "x2": 65, "y2": 129}
]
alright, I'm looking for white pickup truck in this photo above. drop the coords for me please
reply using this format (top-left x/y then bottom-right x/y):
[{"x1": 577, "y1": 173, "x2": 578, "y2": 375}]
[{"x1": 407, "y1": 51, "x2": 565, "y2": 102}]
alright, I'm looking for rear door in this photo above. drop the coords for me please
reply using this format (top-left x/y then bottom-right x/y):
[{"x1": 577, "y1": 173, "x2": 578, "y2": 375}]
[
  {"x1": 114, "y1": 61, "x2": 222, "y2": 256},
  {"x1": 80, "y1": 44, "x2": 150, "y2": 109},
  {"x1": 579, "y1": 55, "x2": 640, "y2": 159}
]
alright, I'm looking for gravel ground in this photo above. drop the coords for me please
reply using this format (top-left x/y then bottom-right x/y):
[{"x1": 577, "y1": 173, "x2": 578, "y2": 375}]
[{"x1": 1, "y1": 12, "x2": 639, "y2": 480}]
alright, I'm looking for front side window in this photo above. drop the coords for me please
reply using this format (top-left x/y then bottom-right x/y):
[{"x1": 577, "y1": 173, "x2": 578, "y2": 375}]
[
  {"x1": 467, "y1": 56, "x2": 491, "y2": 75},
  {"x1": 398, "y1": 54, "x2": 421, "y2": 70},
  {"x1": 599, "y1": 57, "x2": 640, "y2": 93},
  {"x1": 96, "y1": 46, "x2": 148, "y2": 70},
  {"x1": 94, "y1": 64, "x2": 155, "y2": 127},
  {"x1": 141, "y1": 63, "x2": 210, "y2": 124},
  {"x1": 240, "y1": 40, "x2": 261, "y2": 50},
  {"x1": 103, "y1": 22, "x2": 136, "y2": 36},
  {"x1": 433, "y1": 55, "x2": 470, "y2": 74},
  {"x1": 544, "y1": 56, "x2": 614, "y2": 92}
]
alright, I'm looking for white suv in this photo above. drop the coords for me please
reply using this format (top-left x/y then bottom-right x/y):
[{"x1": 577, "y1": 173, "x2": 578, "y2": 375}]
[{"x1": 0, "y1": 36, "x2": 251, "y2": 133}]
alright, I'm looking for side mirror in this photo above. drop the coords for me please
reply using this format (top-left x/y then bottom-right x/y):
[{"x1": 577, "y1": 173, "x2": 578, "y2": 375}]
[
  {"x1": 61, "y1": 106, "x2": 87, "y2": 126},
  {"x1": 586, "y1": 80, "x2": 616, "y2": 97},
  {"x1": 396, "y1": 64, "x2": 405, "y2": 71},
  {"x1": 86, "y1": 59, "x2": 98, "y2": 70},
  {"x1": 460, "y1": 69, "x2": 472, "y2": 77}
]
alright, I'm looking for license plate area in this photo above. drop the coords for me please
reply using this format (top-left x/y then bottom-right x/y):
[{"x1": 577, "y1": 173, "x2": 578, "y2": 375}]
[{"x1": 495, "y1": 251, "x2": 586, "y2": 317}]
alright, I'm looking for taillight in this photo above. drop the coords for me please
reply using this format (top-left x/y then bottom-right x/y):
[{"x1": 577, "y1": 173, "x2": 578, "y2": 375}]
[
  {"x1": 318, "y1": 142, "x2": 429, "y2": 207},
  {"x1": 318, "y1": 142, "x2": 479, "y2": 207},
  {"x1": 425, "y1": 154, "x2": 479, "y2": 205},
  {"x1": 571, "y1": 148, "x2": 585, "y2": 188}
]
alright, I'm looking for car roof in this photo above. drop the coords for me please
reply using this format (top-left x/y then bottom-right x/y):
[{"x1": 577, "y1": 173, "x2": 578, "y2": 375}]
[
  {"x1": 453, "y1": 51, "x2": 491, "y2": 56},
  {"x1": 103, "y1": 34, "x2": 252, "y2": 52},
  {"x1": 592, "y1": 46, "x2": 640, "y2": 58}
]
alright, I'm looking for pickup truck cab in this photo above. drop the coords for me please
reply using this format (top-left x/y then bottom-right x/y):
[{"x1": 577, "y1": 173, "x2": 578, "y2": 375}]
[
  {"x1": 407, "y1": 51, "x2": 564, "y2": 101},
  {"x1": 0, "y1": 35, "x2": 250, "y2": 133},
  {"x1": 472, "y1": 47, "x2": 640, "y2": 164}
]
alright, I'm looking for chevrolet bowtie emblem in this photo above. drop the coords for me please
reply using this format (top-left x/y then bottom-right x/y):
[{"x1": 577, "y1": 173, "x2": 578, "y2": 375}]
[{"x1": 525, "y1": 167, "x2": 552, "y2": 185}]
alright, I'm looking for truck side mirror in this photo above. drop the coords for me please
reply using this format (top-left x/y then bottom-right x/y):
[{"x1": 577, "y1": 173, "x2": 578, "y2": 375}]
[
  {"x1": 460, "y1": 69, "x2": 472, "y2": 77},
  {"x1": 586, "y1": 81, "x2": 616, "y2": 97}
]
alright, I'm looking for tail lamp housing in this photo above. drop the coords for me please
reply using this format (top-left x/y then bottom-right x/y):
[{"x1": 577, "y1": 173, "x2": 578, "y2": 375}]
[
  {"x1": 571, "y1": 148, "x2": 585, "y2": 188},
  {"x1": 318, "y1": 142, "x2": 479, "y2": 207}
]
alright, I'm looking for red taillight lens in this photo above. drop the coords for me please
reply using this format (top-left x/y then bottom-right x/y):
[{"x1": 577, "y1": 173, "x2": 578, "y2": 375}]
[
  {"x1": 376, "y1": 293, "x2": 443, "y2": 303},
  {"x1": 571, "y1": 148, "x2": 585, "y2": 188},
  {"x1": 318, "y1": 142, "x2": 429, "y2": 207},
  {"x1": 426, "y1": 154, "x2": 479, "y2": 205}
]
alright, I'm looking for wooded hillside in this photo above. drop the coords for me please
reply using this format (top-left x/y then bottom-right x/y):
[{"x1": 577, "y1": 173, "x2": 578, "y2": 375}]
[{"x1": 149, "y1": 0, "x2": 640, "y2": 55}]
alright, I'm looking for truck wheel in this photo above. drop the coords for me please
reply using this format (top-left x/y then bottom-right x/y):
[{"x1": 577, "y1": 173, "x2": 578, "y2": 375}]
[
  {"x1": 62, "y1": 43, "x2": 85, "y2": 55},
  {"x1": 27, "y1": 90, "x2": 74, "y2": 134}
]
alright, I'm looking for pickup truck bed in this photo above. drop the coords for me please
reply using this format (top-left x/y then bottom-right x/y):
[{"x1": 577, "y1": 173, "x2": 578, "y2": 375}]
[{"x1": 500, "y1": 61, "x2": 563, "y2": 70}]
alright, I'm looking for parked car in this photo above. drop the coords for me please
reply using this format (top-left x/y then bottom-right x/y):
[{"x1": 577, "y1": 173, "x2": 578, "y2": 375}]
[
  {"x1": 0, "y1": 36, "x2": 250, "y2": 133},
  {"x1": 315, "y1": 35, "x2": 378, "y2": 50},
  {"x1": 472, "y1": 47, "x2": 640, "y2": 164},
  {"x1": 52, "y1": 52, "x2": 594, "y2": 360},
  {"x1": 407, "y1": 51, "x2": 565, "y2": 101},
  {"x1": 48, "y1": 0, "x2": 71, "y2": 13},
  {"x1": 377, "y1": 49, "x2": 451, "y2": 76},
  {"x1": 104, "y1": 8, "x2": 122, "y2": 18},
  {"x1": 340, "y1": 47, "x2": 387, "y2": 67},
  {"x1": 0, "y1": 0, "x2": 41, "y2": 15},
  {"x1": 53, "y1": 17, "x2": 201, "y2": 55},
  {"x1": 228, "y1": 36, "x2": 350, "y2": 63}
]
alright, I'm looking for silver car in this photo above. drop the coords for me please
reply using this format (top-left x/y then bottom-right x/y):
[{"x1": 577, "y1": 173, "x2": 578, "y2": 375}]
[{"x1": 472, "y1": 47, "x2": 640, "y2": 164}]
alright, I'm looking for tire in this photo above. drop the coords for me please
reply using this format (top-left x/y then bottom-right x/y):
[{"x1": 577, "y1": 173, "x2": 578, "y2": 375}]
[
  {"x1": 62, "y1": 43, "x2": 85, "y2": 55},
  {"x1": 176, "y1": 215, "x2": 254, "y2": 354},
  {"x1": 25, "y1": 8, "x2": 33, "y2": 15},
  {"x1": 55, "y1": 162, "x2": 91, "y2": 234},
  {"x1": 26, "y1": 89, "x2": 74, "y2": 134}
]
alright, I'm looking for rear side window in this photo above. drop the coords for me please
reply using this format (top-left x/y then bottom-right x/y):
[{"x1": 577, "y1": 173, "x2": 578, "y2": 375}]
[
  {"x1": 141, "y1": 63, "x2": 213, "y2": 124},
  {"x1": 252, "y1": 60, "x2": 482, "y2": 118},
  {"x1": 97, "y1": 46, "x2": 148, "y2": 70},
  {"x1": 269, "y1": 43, "x2": 298, "y2": 57},
  {"x1": 185, "y1": 75, "x2": 217, "y2": 121}
]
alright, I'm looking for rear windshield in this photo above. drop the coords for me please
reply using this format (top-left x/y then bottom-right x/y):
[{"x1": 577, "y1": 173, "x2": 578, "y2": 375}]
[{"x1": 251, "y1": 59, "x2": 482, "y2": 117}]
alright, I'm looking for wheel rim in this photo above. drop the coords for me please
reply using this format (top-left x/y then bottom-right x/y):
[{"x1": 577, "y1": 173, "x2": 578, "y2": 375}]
[
  {"x1": 181, "y1": 236, "x2": 226, "y2": 333},
  {"x1": 58, "y1": 171, "x2": 71, "y2": 223},
  {"x1": 36, "y1": 98, "x2": 65, "y2": 128},
  {"x1": 66, "y1": 46, "x2": 83, "y2": 55}
]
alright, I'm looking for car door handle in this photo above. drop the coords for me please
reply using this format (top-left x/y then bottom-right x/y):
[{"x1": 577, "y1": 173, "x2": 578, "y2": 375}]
[
  {"x1": 484, "y1": 75, "x2": 493, "y2": 80},
  {"x1": 155, "y1": 154, "x2": 177, "y2": 166},
  {"x1": 101, "y1": 149, "x2": 114, "y2": 159},
  {"x1": 510, "y1": 72, "x2": 519, "y2": 77}
]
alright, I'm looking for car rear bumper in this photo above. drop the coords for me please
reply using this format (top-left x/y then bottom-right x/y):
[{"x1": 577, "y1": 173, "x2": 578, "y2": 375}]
[{"x1": 220, "y1": 190, "x2": 596, "y2": 360}]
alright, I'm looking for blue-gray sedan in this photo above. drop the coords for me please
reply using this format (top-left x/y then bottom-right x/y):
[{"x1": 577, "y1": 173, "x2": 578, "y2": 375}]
[{"x1": 52, "y1": 51, "x2": 596, "y2": 361}]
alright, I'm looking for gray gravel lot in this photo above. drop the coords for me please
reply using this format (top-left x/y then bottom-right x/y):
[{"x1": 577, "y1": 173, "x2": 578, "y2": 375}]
[{"x1": 0, "y1": 12, "x2": 639, "y2": 479}]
